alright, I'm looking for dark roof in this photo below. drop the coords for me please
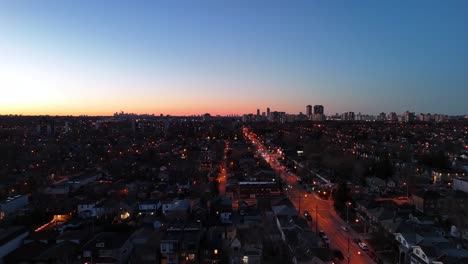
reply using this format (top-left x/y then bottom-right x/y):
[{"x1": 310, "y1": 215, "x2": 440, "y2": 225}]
[
  {"x1": 82, "y1": 232, "x2": 131, "y2": 250},
  {"x1": 0, "y1": 226, "x2": 28, "y2": 247},
  {"x1": 413, "y1": 190, "x2": 441, "y2": 199}
]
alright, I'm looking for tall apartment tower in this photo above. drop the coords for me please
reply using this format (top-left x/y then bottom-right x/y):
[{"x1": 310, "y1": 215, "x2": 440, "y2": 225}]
[
  {"x1": 312, "y1": 105, "x2": 325, "y2": 121},
  {"x1": 266, "y1": 107, "x2": 270, "y2": 120},
  {"x1": 306, "y1": 105, "x2": 312, "y2": 119},
  {"x1": 313, "y1": 105, "x2": 324, "y2": 115}
]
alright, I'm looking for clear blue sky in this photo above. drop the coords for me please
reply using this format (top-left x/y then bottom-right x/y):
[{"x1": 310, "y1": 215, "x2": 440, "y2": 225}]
[{"x1": 0, "y1": 0, "x2": 467, "y2": 115}]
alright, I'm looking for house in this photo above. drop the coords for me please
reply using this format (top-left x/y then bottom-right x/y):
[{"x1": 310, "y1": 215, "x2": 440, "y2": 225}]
[
  {"x1": 162, "y1": 199, "x2": 191, "y2": 220},
  {"x1": 409, "y1": 244, "x2": 468, "y2": 264},
  {"x1": 201, "y1": 227, "x2": 225, "y2": 264},
  {"x1": 409, "y1": 245, "x2": 444, "y2": 264},
  {"x1": 395, "y1": 232, "x2": 425, "y2": 264},
  {"x1": 211, "y1": 197, "x2": 233, "y2": 224},
  {"x1": 77, "y1": 199, "x2": 103, "y2": 218},
  {"x1": 387, "y1": 179, "x2": 397, "y2": 189},
  {"x1": 367, "y1": 177, "x2": 387, "y2": 194},
  {"x1": 160, "y1": 223, "x2": 203, "y2": 264},
  {"x1": 394, "y1": 232, "x2": 450, "y2": 264},
  {"x1": 192, "y1": 199, "x2": 209, "y2": 223},
  {"x1": 129, "y1": 228, "x2": 161, "y2": 264},
  {"x1": 226, "y1": 225, "x2": 263, "y2": 264},
  {"x1": 81, "y1": 232, "x2": 133, "y2": 264},
  {"x1": 138, "y1": 200, "x2": 160, "y2": 215},
  {"x1": 412, "y1": 190, "x2": 442, "y2": 215}
]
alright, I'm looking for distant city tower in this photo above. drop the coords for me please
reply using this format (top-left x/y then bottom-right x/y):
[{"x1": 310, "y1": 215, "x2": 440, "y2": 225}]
[{"x1": 306, "y1": 105, "x2": 312, "y2": 119}]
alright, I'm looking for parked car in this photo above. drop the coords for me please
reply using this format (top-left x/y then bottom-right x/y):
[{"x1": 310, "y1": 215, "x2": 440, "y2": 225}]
[{"x1": 358, "y1": 242, "x2": 369, "y2": 251}]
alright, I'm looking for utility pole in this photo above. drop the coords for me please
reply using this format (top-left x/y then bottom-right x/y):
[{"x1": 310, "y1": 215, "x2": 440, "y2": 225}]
[{"x1": 347, "y1": 236, "x2": 351, "y2": 264}]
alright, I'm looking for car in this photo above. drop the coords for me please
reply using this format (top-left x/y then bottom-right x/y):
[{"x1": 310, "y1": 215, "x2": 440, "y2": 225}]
[
  {"x1": 304, "y1": 211, "x2": 312, "y2": 221},
  {"x1": 358, "y1": 242, "x2": 369, "y2": 251},
  {"x1": 341, "y1": 226, "x2": 348, "y2": 232},
  {"x1": 353, "y1": 238, "x2": 362, "y2": 244},
  {"x1": 319, "y1": 230, "x2": 326, "y2": 237}
]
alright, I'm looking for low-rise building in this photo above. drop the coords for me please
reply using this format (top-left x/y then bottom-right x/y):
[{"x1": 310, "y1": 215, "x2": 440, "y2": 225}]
[
  {"x1": 453, "y1": 177, "x2": 468, "y2": 194},
  {"x1": 0, "y1": 195, "x2": 28, "y2": 220}
]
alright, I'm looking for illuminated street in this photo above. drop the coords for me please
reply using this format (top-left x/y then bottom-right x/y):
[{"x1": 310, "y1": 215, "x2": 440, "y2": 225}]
[{"x1": 244, "y1": 127, "x2": 375, "y2": 264}]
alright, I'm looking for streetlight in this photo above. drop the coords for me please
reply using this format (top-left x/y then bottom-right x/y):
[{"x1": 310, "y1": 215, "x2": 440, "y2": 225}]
[{"x1": 403, "y1": 182, "x2": 409, "y2": 198}]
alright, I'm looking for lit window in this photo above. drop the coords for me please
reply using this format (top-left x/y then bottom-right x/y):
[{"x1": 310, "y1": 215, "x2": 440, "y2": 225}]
[
  {"x1": 242, "y1": 256, "x2": 249, "y2": 264},
  {"x1": 214, "y1": 249, "x2": 218, "y2": 255}
]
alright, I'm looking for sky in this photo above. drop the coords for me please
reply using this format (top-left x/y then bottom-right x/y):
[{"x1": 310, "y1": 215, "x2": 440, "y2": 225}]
[{"x1": 0, "y1": 0, "x2": 467, "y2": 116}]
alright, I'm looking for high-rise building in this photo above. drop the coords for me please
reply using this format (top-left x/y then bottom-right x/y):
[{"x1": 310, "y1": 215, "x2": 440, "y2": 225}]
[
  {"x1": 257, "y1": 108, "x2": 260, "y2": 116},
  {"x1": 388, "y1": 112, "x2": 398, "y2": 121},
  {"x1": 312, "y1": 105, "x2": 325, "y2": 121},
  {"x1": 313, "y1": 105, "x2": 324, "y2": 115},
  {"x1": 402, "y1": 111, "x2": 415, "y2": 122},
  {"x1": 266, "y1": 107, "x2": 270, "y2": 121},
  {"x1": 342, "y1": 112, "x2": 355, "y2": 121},
  {"x1": 378, "y1": 112, "x2": 387, "y2": 121},
  {"x1": 306, "y1": 105, "x2": 312, "y2": 119}
]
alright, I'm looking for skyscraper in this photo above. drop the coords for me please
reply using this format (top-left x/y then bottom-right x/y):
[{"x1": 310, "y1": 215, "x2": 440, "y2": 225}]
[
  {"x1": 266, "y1": 107, "x2": 270, "y2": 121},
  {"x1": 306, "y1": 105, "x2": 312, "y2": 119}
]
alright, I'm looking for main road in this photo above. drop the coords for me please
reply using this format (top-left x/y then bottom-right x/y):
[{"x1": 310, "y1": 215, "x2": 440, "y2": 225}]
[{"x1": 243, "y1": 127, "x2": 375, "y2": 264}]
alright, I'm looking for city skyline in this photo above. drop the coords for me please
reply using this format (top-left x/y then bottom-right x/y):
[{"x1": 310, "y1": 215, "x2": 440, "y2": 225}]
[{"x1": 1, "y1": 1, "x2": 468, "y2": 116}]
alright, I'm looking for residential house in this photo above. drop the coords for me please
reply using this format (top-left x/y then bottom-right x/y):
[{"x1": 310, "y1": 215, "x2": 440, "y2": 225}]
[
  {"x1": 412, "y1": 190, "x2": 442, "y2": 216},
  {"x1": 211, "y1": 197, "x2": 233, "y2": 224},
  {"x1": 225, "y1": 226, "x2": 263, "y2": 264},
  {"x1": 138, "y1": 200, "x2": 160, "y2": 216},
  {"x1": 162, "y1": 199, "x2": 191, "y2": 220},
  {"x1": 200, "y1": 227, "x2": 224, "y2": 264},
  {"x1": 81, "y1": 232, "x2": 134, "y2": 264},
  {"x1": 160, "y1": 223, "x2": 203, "y2": 264}
]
